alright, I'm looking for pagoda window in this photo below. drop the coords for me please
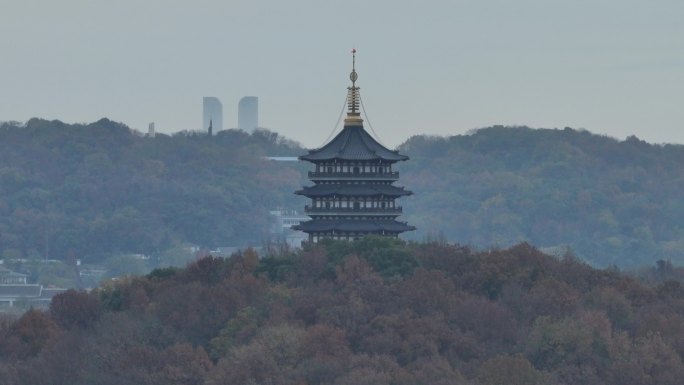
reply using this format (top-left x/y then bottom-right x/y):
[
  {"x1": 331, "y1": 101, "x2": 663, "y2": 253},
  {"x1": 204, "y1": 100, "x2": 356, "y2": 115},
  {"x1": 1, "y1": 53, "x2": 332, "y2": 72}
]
[
  {"x1": 327, "y1": 166, "x2": 333, "y2": 173},
  {"x1": 353, "y1": 166, "x2": 360, "y2": 174},
  {"x1": 354, "y1": 202, "x2": 360, "y2": 210}
]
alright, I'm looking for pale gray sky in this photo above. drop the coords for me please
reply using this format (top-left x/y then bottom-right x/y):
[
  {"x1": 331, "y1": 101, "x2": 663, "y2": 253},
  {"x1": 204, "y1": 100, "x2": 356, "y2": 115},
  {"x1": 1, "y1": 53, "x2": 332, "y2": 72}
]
[{"x1": 1, "y1": 0, "x2": 682, "y2": 148}]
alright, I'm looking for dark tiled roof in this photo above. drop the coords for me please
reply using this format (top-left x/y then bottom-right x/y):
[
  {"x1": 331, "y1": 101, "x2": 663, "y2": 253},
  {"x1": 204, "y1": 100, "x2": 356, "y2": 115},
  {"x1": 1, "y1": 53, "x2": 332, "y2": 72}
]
[
  {"x1": 300, "y1": 125, "x2": 409, "y2": 162},
  {"x1": 40, "y1": 288, "x2": 68, "y2": 299},
  {"x1": 0, "y1": 284, "x2": 42, "y2": 298},
  {"x1": 293, "y1": 219, "x2": 415, "y2": 233},
  {"x1": 296, "y1": 184, "x2": 412, "y2": 198},
  {"x1": 6, "y1": 272, "x2": 27, "y2": 278},
  {"x1": 0, "y1": 267, "x2": 27, "y2": 278}
]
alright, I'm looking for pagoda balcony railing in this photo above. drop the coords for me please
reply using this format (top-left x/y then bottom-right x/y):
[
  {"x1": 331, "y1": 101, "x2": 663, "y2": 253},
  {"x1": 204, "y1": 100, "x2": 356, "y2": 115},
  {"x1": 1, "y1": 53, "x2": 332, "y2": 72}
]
[
  {"x1": 305, "y1": 206, "x2": 403, "y2": 215},
  {"x1": 308, "y1": 171, "x2": 399, "y2": 180}
]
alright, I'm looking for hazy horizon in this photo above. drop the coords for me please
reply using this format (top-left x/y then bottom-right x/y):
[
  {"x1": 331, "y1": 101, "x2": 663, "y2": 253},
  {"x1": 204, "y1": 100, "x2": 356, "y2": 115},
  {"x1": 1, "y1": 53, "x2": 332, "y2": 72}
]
[{"x1": 1, "y1": 0, "x2": 682, "y2": 148}]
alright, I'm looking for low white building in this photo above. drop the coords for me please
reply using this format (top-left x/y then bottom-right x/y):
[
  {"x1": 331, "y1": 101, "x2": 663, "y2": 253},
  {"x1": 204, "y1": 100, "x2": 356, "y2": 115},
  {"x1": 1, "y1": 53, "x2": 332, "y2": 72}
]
[
  {"x1": 0, "y1": 267, "x2": 67, "y2": 307},
  {"x1": 270, "y1": 209, "x2": 309, "y2": 247}
]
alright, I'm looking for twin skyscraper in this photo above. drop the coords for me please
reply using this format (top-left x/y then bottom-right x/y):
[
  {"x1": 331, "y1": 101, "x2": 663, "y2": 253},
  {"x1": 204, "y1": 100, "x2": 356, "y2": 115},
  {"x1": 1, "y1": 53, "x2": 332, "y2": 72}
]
[{"x1": 202, "y1": 96, "x2": 258, "y2": 135}]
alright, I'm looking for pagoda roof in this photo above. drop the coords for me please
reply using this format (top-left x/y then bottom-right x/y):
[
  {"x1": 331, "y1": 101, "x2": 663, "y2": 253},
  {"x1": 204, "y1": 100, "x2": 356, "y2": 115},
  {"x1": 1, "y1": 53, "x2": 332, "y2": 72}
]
[
  {"x1": 0, "y1": 267, "x2": 27, "y2": 278},
  {"x1": 300, "y1": 125, "x2": 408, "y2": 162},
  {"x1": 295, "y1": 183, "x2": 412, "y2": 198},
  {"x1": 293, "y1": 219, "x2": 415, "y2": 233},
  {"x1": 0, "y1": 284, "x2": 42, "y2": 298}
]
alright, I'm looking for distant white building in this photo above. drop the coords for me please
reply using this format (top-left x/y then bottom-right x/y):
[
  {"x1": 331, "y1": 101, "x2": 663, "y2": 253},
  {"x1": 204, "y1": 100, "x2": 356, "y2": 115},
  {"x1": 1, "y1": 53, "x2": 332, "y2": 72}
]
[
  {"x1": 203, "y1": 97, "x2": 223, "y2": 134},
  {"x1": 0, "y1": 267, "x2": 66, "y2": 307},
  {"x1": 0, "y1": 267, "x2": 28, "y2": 284},
  {"x1": 270, "y1": 209, "x2": 308, "y2": 247},
  {"x1": 238, "y1": 96, "x2": 258, "y2": 132},
  {"x1": 265, "y1": 156, "x2": 299, "y2": 162}
]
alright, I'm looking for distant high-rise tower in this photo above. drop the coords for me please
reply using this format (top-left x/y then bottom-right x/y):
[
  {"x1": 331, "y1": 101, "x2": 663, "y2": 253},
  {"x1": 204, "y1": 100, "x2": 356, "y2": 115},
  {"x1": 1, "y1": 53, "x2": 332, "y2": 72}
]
[
  {"x1": 148, "y1": 122, "x2": 155, "y2": 138},
  {"x1": 203, "y1": 97, "x2": 223, "y2": 134},
  {"x1": 238, "y1": 96, "x2": 258, "y2": 132}
]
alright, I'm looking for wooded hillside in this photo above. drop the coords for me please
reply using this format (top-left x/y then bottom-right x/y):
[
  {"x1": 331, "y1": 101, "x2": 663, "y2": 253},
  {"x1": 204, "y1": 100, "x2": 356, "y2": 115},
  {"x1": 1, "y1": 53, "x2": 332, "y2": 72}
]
[
  {"x1": 2, "y1": 120, "x2": 683, "y2": 268},
  {"x1": 399, "y1": 126, "x2": 684, "y2": 267},
  {"x1": 1, "y1": 240, "x2": 683, "y2": 385},
  {"x1": 0, "y1": 118, "x2": 303, "y2": 264}
]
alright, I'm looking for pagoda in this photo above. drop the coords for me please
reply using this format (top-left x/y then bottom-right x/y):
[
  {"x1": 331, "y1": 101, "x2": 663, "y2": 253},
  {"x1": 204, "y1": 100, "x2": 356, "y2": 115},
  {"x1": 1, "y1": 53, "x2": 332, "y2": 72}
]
[{"x1": 293, "y1": 50, "x2": 415, "y2": 242}]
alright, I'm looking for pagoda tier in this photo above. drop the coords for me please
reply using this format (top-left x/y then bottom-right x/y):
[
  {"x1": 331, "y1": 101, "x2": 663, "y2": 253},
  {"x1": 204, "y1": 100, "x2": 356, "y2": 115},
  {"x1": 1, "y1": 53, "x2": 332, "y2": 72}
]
[
  {"x1": 295, "y1": 183, "x2": 412, "y2": 198},
  {"x1": 293, "y1": 50, "x2": 415, "y2": 242},
  {"x1": 295, "y1": 219, "x2": 414, "y2": 234}
]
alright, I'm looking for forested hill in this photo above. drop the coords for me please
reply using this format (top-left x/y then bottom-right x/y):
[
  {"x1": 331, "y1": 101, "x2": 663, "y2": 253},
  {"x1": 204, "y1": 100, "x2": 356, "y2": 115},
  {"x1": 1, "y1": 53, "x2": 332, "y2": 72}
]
[
  {"x1": 2, "y1": 119, "x2": 684, "y2": 268},
  {"x1": 0, "y1": 118, "x2": 305, "y2": 262},
  {"x1": 2, "y1": 240, "x2": 684, "y2": 384},
  {"x1": 398, "y1": 126, "x2": 684, "y2": 267}
]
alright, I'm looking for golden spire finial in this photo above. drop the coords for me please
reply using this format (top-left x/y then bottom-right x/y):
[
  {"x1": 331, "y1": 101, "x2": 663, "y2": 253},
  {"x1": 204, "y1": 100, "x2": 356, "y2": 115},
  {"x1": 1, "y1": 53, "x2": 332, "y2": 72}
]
[
  {"x1": 345, "y1": 48, "x2": 362, "y2": 124},
  {"x1": 350, "y1": 48, "x2": 358, "y2": 87}
]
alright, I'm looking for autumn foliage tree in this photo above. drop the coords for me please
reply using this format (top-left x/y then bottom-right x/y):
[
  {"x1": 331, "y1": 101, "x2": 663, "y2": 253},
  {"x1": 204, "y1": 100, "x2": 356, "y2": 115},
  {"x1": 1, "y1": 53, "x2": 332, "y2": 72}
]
[{"x1": 0, "y1": 240, "x2": 684, "y2": 384}]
